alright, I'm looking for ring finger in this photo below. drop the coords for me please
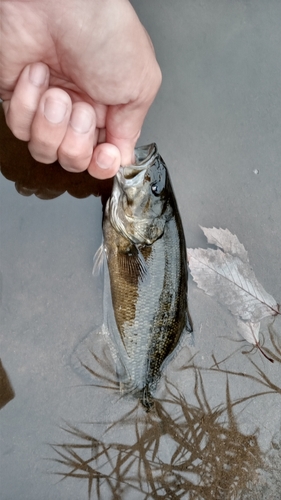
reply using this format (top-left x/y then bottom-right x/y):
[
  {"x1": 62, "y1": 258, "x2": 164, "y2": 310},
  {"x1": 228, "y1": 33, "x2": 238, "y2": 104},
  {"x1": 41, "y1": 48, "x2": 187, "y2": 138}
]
[{"x1": 58, "y1": 102, "x2": 98, "y2": 172}]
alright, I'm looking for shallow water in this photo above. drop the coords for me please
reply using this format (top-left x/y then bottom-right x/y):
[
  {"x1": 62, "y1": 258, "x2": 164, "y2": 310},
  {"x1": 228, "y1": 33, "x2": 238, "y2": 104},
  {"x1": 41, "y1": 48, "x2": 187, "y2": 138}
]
[{"x1": 1, "y1": 1, "x2": 281, "y2": 498}]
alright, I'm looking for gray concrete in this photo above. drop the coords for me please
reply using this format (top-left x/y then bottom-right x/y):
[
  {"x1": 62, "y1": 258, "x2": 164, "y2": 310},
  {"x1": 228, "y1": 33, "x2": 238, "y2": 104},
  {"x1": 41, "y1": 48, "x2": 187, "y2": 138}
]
[{"x1": 1, "y1": 1, "x2": 281, "y2": 498}]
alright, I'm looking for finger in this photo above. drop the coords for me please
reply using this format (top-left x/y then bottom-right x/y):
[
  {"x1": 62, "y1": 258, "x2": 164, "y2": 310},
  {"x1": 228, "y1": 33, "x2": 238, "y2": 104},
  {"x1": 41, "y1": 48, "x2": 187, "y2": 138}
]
[
  {"x1": 106, "y1": 66, "x2": 162, "y2": 165},
  {"x1": 87, "y1": 104, "x2": 142, "y2": 178},
  {"x1": 106, "y1": 104, "x2": 142, "y2": 166},
  {"x1": 88, "y1": 143, "x2": 121, "y2": 179},
  {"x1": 3, "y1": 62, "x2": 49, "y2": 141},
  {"x1": 58, "y1": 102, "x2": 98, "y2": 172},
  {"x1": 28, "y1": 88, "x2": 72, "y2": 164}
]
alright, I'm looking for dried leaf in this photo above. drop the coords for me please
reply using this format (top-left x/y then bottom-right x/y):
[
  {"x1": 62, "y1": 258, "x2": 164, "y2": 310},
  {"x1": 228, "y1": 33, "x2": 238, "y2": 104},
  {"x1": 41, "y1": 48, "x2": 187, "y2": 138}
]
[
  {"x1": 187, "y1": 228, "x2": 279, "y2": 346},
  {"x1": 200, "y1": 226, "x2": 249, "y2": 263},
  {"x1": 236, "y1": 319, "x2": 260, "y2": 344},
  {"x1": 237, "y1": 319, "x2": 274, "y2": 361}
]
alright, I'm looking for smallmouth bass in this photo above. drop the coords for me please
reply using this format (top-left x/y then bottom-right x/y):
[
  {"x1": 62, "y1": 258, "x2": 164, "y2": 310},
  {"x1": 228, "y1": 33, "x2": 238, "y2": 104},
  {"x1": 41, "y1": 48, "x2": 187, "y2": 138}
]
[{"x1": 100, "y1": 143, "x2": 192, "y2": 410}]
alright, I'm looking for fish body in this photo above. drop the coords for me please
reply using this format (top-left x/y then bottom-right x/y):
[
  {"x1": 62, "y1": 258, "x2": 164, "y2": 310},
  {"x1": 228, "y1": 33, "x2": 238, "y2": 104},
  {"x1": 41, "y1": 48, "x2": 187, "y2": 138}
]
[{"x1": 102, "y1": 143, "x2": 192, "y2": 409}]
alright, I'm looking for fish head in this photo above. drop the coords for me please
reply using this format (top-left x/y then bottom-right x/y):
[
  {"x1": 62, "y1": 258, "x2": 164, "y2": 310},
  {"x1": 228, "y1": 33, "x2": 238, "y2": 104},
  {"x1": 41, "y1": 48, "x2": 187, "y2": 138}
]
[{"x1": 109, "y1": 144, "x2": 173, "y2": 245}]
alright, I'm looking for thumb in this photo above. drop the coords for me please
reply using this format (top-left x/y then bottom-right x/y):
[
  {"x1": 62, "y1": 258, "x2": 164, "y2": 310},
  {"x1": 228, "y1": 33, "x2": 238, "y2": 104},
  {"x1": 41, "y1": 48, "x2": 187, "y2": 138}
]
[
  {"x1": 105, "y1": 98, "x2": 153, "y2": 166},
  {"x1": 89, "y1": 101, "x2": 144, "y2": 178}
]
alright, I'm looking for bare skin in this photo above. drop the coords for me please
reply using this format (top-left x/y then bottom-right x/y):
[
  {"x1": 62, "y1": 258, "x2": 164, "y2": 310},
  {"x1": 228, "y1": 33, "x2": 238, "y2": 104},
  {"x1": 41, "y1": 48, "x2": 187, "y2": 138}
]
[{"x1": 0, "y1": 0, "x2": 162, "y2": 179}]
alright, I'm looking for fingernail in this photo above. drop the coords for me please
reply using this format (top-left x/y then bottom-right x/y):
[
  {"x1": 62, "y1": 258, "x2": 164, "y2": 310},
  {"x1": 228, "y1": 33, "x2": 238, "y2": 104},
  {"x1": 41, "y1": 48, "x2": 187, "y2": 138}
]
[
  {"x1": 70, "y1": 109, "x2": 93, "y2": 134},
  {"x1": 44, "y1": 98, "x2": 67, "y2": 124},
  {"x1": 96, "y1": 151, "x2": 116, "y2": 170},
  {"x1": 29, "y1": 64, "x2": 47, "y2": 87}
]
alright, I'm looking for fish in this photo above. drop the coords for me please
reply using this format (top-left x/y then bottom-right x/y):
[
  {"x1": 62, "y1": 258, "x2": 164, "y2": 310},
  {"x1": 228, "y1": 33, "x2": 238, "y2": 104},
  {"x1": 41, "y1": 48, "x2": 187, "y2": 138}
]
[{"x1": 95, "y1": 143, "x2": 192, "y2": 410}]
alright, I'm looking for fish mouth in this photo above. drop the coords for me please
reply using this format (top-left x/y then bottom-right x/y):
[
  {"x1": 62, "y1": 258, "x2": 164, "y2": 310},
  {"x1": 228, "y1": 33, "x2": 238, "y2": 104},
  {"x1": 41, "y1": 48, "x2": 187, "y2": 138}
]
[
  {"x1": 134, "y1": 143, "x2": 158, "y2": 166},
  {"x1": 118, "y1": 143, "x2": 158, "y2": 186}
]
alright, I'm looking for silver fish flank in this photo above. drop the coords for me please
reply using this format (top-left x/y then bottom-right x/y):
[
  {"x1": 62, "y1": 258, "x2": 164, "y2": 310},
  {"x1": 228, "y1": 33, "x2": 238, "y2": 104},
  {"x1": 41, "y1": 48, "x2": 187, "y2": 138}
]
[{"x1": 102, "y1": 143, "x2": 192, "y2": 409}]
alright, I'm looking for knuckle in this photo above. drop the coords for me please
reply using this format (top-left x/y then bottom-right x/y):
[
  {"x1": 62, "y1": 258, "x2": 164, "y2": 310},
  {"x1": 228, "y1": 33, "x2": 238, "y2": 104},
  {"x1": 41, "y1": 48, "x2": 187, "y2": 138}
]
[
  {"x1": 32, "y1": 137, "x2": 54, "y2": 150},
  {"x1": 59, "y1": 142, "x2": 92, "y2": 163},
  {"x1": 59, "y1": 147, "x2": 82, "y2": 162},
  {"x1": 28, "y1": 142, "x2": 57, "y2": 164}
]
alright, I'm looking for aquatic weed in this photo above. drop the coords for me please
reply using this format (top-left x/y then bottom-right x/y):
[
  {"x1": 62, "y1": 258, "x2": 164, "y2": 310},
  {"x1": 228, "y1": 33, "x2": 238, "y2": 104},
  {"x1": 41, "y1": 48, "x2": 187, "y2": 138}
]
[{"x1": 50, "y1": 370, "x2": 263, "y2": 500}]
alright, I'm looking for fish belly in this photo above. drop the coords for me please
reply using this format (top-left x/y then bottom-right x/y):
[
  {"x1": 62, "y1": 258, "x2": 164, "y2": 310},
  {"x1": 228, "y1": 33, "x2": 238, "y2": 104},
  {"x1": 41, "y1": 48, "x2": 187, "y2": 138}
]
[{"x1": 105, "y1": 217, "x2": 187, "y2": 395}]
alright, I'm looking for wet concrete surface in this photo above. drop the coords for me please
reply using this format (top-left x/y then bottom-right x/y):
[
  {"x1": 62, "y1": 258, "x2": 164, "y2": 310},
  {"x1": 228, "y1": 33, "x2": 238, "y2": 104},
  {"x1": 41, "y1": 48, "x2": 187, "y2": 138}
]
[{"x1": 1, "y1": 1, "x2": 281, "y2": 498}]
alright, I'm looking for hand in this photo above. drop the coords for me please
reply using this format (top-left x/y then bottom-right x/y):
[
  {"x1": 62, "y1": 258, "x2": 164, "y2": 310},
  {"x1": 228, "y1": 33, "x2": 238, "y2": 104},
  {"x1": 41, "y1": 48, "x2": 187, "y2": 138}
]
[{"x1": 0, "y1": 0, "x2": 161, "y2": 179}]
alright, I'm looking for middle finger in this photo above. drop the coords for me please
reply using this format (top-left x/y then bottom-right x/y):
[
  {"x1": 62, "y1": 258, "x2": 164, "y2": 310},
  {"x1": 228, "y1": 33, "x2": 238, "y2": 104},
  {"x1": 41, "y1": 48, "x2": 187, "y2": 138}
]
[{"x1": 29, "y1": 88, "x2": 72, "y2": 164}]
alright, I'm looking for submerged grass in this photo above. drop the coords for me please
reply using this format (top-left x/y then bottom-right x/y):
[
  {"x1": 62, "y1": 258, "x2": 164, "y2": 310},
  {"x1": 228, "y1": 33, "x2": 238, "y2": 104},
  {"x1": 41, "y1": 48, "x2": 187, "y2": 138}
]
[
  {"x1": 49, "y1": 321, "x2": 281, "y2": 499},
  {"x1": 50, "y1": 372, "x2": 262, "y2": 499},
  {"x1": 198, "y1": 322, "x2": 281, "y2": 401}
]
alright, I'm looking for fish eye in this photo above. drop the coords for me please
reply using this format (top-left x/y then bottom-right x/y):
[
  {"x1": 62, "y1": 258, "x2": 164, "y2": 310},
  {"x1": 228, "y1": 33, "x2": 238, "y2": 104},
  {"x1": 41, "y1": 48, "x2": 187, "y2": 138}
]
[{"x1": 151, "y1": 183, "x2": 162, "y2": 196}]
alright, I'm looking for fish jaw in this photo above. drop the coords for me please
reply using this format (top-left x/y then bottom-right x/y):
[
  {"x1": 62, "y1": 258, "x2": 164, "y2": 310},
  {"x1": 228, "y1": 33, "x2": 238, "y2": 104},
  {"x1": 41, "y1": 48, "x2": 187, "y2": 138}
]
[
  {"x1": 116, "y1": 143, "x2": 158, "y2": 194},
  {"x1": 134, "y1": 143, "x2": 158, "y2": 166}
]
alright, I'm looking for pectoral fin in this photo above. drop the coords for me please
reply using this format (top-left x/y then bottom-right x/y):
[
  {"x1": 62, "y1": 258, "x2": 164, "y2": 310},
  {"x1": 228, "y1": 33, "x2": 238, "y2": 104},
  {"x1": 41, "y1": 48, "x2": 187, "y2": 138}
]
[
  {"x1": 117, "y1": 246, "x2": 149, "y2": 284},
  {"x1": 92, "y1": 241, "x2": 106, "y2": 276}
]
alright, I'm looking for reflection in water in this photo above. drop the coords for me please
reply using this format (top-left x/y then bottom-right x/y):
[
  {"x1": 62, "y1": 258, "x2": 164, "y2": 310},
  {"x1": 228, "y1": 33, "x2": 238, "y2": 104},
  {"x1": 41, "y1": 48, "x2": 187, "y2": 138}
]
[
  {"x1": 0, "y1": 359, "x2": 15, "y2": 409},
  {"x1": 50, "y1": 359, "x2": 263, "y2": 499},
  {"x1": 196, "y1": 322, "x2": 281, "y2": 400},
  {"x1": 243, "y1": 425, "x2": 281, "y2": 500},
  {"x1": 0, "y1": 104, "x2": 113, "y2": 202},
  {"x1": 50, "y1": 380, "x2": 262, "y2": 500},
  {"x1": 50, "y1": 321, "x2": 281, "y2": 499},
  {"x1": 2, "y1": 104, "x2": 280, "y2": 499}
]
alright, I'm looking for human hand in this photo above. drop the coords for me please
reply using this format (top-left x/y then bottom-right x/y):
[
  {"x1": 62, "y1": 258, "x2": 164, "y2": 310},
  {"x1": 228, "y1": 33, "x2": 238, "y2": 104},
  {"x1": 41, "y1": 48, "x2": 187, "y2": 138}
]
[{"x1": 0, "y1": 0, "x2": 161, "y2": 179}]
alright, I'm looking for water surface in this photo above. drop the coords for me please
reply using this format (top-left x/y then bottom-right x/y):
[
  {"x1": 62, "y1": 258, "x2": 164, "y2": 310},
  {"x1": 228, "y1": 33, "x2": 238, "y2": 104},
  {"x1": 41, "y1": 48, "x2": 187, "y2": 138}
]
[{"x1": 1, "y1": 1, "x2": 281, "y2": 497}]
